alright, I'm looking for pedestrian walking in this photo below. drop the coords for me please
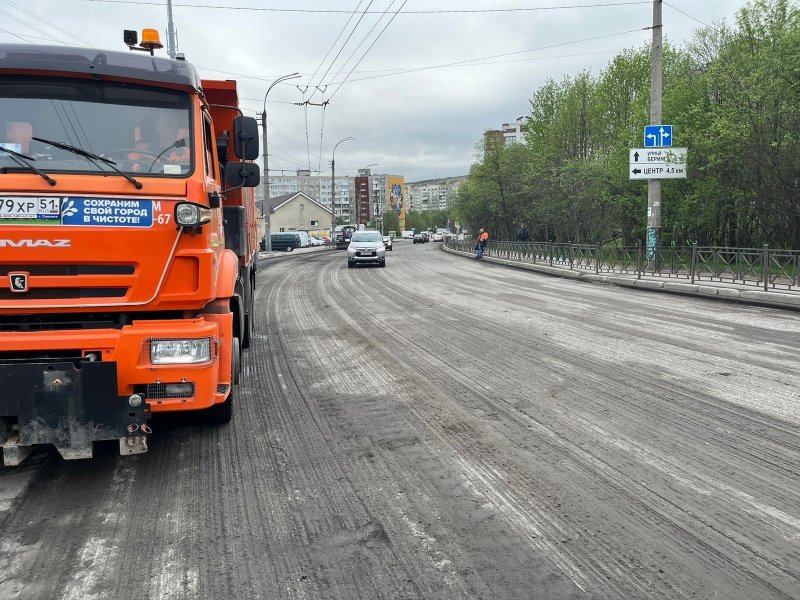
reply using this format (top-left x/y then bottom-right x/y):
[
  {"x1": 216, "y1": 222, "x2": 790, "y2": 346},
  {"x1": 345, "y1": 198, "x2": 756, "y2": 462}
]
[
  {"x1": 516, "y1": 224, "x2": 530, "y2": 242},
  {"x1": 475, "y1": 227, "x2": 489, "y2": 259}
]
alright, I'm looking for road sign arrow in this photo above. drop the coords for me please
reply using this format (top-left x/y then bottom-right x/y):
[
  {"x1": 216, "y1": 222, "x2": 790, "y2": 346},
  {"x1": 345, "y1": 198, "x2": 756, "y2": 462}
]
[
  {"x1": 632, "y1": 168, "x2": 642, "y2": 175},
  {"x1": 633, "y1": 152, "x2": 639, "y2": 162}
]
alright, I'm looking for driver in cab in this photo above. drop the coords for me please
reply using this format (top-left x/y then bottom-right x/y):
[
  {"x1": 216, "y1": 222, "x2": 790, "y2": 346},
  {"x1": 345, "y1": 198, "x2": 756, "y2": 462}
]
[{"x1": 128, "y1": 111, "x2": 190, "y2": 174}]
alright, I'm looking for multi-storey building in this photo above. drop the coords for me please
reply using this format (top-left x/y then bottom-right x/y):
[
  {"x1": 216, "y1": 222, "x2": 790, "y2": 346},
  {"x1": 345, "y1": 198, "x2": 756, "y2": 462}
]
[
  {"x1": 407, "y1": 176, "x2": 466, "y2": 212},
  {"x1": 258, "y1": 170, "x2": 405, "y2": 226},
  {"x1": 483, "y1": 116, "x2": 530, "y2": 153},
  {"x1": 259, "y1": 170, "x2": 355, "y2": 222}
]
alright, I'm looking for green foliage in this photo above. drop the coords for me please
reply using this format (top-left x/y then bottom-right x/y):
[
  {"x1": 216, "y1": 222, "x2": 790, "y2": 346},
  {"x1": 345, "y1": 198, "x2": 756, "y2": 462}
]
[
  {"x1": 405, "y1": 209, "x2": 450, "y2": 232},
  {"x1": 454, "y1": 0, "x2": 800, "y2": 248},
  {"x1": 382, "y1": 209, "x2": 400, "y2": 234}
]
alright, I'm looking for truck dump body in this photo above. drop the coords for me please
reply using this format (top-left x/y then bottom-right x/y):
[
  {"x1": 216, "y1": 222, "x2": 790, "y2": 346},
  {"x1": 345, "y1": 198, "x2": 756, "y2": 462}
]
[{"x1": 0, "y1": 42, "x2": 259, "y2": 463}]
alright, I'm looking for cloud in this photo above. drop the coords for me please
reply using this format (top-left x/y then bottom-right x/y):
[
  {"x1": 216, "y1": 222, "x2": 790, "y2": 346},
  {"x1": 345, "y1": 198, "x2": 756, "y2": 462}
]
[{"x1": 11, "y1": 0, "x2": 745, "y2": 181}]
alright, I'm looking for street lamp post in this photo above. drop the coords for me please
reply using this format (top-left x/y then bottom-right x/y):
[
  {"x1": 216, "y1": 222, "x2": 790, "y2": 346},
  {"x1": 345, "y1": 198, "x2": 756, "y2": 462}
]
[
  {"x1": 330, "y1": 136, "x2": 354, "y2": 247},
  {"x1": 260, "y1": 72, "x2": 300, "y2": 251}
]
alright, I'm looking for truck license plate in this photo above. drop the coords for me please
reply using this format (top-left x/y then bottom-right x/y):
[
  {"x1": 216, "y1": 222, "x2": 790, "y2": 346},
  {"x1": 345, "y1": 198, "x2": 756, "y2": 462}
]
[{"x1": 0, "y1": 197, "x2": 61, "y2": 221}]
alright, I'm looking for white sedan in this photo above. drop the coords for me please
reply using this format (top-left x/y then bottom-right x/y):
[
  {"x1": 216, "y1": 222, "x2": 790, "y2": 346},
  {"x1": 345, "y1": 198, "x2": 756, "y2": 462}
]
[{"x1": 347, "y1": 230, "x2": 386, "y2": 268}]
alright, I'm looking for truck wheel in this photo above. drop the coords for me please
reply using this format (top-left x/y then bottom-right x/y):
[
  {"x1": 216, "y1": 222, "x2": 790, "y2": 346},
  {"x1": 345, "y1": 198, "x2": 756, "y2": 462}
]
[
  {"x1": 242, "y1": 282, "x2": 254, "y2": 349},
  {"x1": 203, "y1": 335, "x2": 238, "y2": 424},
  {"x1": 231, "y1": 336, "x2": 241, "y2": 385},
  {"x1": 205, "y1": 391, "x2": 232, "y2": 424}
]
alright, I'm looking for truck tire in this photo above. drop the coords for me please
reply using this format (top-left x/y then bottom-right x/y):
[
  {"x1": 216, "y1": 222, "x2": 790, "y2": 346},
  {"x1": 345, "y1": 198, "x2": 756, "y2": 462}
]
[
  {"x1": 205, "y1": 391, "x2": 232, "y2": 424},
  {"x1": 203, "y1": 336, "x2": 238, "y2": 424},
  {"x1": 242, "y1": 278, "x2": 254, "y2": 349}
]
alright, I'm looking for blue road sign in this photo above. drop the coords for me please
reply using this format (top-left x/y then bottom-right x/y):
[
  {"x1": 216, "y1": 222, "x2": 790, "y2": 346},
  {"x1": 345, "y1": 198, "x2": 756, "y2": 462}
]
[{"x1": 644, "y1": 124, "x2": 672, "y2": 148}]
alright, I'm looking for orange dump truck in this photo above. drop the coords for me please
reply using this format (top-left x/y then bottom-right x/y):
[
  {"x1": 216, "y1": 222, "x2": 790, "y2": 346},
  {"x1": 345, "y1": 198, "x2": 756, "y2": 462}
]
[{"x1": 0, "y1": 33, "x2": 260, "y2": 464}]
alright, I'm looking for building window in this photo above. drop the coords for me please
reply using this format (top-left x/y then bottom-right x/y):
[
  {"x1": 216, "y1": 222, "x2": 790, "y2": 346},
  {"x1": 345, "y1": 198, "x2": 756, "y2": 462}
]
[{"x1": 311, "y1": 220, "x2": 319, "y2": 226}]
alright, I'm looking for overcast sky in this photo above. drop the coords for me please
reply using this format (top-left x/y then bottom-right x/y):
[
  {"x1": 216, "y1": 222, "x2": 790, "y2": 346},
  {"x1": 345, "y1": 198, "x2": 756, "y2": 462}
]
[{"x1": 6, "y1": 1, "x2": 745, "y2": 181}]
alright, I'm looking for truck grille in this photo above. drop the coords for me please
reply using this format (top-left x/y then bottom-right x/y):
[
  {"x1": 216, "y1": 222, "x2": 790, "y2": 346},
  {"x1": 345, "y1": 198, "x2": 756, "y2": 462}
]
[
  {"x1": 0, "y1": 265, "x2": 135, "y2": 276},
  {"x1": 0, "y1": 263, "x2": 135, "y2": 301},
  {"x1": 0, "y1": 287, "x2": 127, "y2": 300}
]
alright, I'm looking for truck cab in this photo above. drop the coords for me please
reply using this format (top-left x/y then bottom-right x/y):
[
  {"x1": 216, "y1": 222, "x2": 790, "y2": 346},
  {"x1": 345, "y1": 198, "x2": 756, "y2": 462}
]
[{"x1": 0, "y1": 39, "x2": 260, "y2": 463}]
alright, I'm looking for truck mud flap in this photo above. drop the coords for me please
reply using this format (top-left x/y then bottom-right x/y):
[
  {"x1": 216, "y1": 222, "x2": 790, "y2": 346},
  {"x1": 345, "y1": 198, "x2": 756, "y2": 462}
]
[{"x1": 0, "y1": 361, "x2": 150, "y2": 463}]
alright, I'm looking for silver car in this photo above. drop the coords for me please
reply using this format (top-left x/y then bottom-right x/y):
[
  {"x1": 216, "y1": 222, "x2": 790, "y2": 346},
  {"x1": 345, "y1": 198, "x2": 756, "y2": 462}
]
[{"x1": 347, "y1": 230, "x2": 386, "y2": 268}]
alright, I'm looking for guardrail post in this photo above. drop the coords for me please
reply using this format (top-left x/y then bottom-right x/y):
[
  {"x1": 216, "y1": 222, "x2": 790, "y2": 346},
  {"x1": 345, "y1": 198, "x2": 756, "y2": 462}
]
[
  {"x1": 762, "y1": 244, "x2": 769, "y2": 291},
  {"x1": 549, "y1": 243, "x2": 553, "y2": 266},
  {"x1": 595, "y1": 243, "x2": 601, "y2": 274},
  {"x1": 636, "y1": 241, "x2": 642, "y2": 279},
  {"x1": 690, "y1": 243, "x2": 697, "y2": 284},
  {"x1": 569, "y1": 243, "x2": 574, "y2": 270}
]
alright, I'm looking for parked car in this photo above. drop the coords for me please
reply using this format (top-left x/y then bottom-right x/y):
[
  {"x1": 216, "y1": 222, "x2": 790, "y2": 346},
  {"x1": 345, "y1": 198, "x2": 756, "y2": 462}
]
[
  {"x1": 348, "y1": 230, "x2": 386, "y2": 268},
  {"x1": 433, "y1": 232, "x2": 444, "y2": 242},
  {"x1": 309, "y1": 236, "x2": 325, "y2": 246},
  {"x1": 270, "y1": 232, "x2": 301, "y2": 251},
  {"x1": 382, "y1": 236, "x2": 393, "y2": 251}
]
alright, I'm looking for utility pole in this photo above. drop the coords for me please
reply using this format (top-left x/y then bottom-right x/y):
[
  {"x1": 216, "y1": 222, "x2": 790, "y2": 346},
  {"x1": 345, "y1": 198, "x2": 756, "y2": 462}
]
[
  {"x1": 647, "y1": 0, "x2": 663, "y2": 268},
  {"x1": 330, "y1": 137, "x2": 354, "y2": 247},
  {"x1": 260, "y1": 73, "x2": 301, "y2": 252},
  {"x1": 166, "y1": 0, "x2": 177, "y2": 59},
  {"x1": 261, "y1": 110, "x2": 270, "y2": 250},
  {"x1": 330, "y1": 156, "x2": 336, "y2": 244}
]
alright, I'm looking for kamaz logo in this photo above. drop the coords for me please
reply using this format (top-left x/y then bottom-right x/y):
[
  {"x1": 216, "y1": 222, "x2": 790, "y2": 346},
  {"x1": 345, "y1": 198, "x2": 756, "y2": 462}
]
[{"x1": 0, "y1": 239, "x2": 71, "y2": 248}]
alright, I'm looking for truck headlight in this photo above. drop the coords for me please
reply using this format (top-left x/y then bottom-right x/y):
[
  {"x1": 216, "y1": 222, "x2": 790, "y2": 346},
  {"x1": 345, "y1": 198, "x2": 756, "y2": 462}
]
[
  {"x1": 175, "y1": 202, "x2": 212, "y2": 226},
  {"x1": 150, "y1": 338, "x2": 211, "y2": 364}
]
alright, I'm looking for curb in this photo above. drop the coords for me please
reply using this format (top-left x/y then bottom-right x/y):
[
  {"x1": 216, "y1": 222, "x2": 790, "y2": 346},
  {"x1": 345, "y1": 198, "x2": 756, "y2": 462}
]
[{"x1": 441, "y1": 245, "x2": 800, "y2": 311}]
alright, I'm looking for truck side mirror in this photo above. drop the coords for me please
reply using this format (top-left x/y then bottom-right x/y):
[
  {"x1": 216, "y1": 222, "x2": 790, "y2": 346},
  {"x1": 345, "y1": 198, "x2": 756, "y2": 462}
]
[
  {"x1": 224, "y1": 162, "x2": 260, "y2": 188},
  {"x1": 233, "y1": 116, "x2": 259, "y2": 161}
]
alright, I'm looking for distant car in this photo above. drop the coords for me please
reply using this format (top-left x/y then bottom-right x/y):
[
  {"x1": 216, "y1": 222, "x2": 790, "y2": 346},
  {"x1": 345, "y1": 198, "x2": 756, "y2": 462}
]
[
  {"x1": 348, "y1": 230, "x2": 386, "y2": 268},
  {"x1": 413, "y1": 233, "x2": 423, "y2": 244},
  {"x1": 309, "y1": 236, "x2": 325, "y2": 246},
  {"x1": 421, "y1": 232, "x2": 430, "y2": 242},
  {"x1": 433, "y1": 232, "x2": 444, "y2": 242},
  {"x1": 270, "y1": 232, "x2": 301, "y2": 252},
  {"x1": 382, "y1": 236, "x2": 393, "y2": 251}
]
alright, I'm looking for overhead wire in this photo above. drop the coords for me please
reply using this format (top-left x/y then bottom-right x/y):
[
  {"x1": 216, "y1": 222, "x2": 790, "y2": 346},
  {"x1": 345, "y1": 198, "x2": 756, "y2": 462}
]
[
  {"x1": 325, "y1": 0, "x2": 400, "y2": 90},
  {"x1": 309, "y1": 0, "x2": 376, "y2": 99},
  {"x1": 330, "y1": 27, "x2": 647, "y2": 88},
  {"x1": 0, "y1": 27, "x2": 36, "y2": 43},
  {"x1": 305, "y1": 0, "x2": 365, "y2": 90},
  {"x1": 6, "y1": 0, "x2": 94, "y2": 46},
  {"x1": 80, "y1": 0, "x2": 652, "y2": 13},
  {"x1": 0, "y1": 9, "x2": 67, "y2": 44},
  {"x1": 663, "y1": 2, "x2": 709, "y2": 27}
]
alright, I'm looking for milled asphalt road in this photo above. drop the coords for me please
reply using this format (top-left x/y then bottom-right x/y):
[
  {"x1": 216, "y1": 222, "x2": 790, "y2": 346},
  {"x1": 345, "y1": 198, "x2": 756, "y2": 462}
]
[{"x1": 1, "y1": 240, "x2": 799, "y2": 599}]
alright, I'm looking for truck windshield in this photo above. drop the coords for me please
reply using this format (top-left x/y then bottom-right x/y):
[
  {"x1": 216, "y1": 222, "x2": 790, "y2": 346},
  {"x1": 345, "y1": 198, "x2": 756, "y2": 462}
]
[{"x1": 0, "y1": 77, "x2": 193, "y2": 177}]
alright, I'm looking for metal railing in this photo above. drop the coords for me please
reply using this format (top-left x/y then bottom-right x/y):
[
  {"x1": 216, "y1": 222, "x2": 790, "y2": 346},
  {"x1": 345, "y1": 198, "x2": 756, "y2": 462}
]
[{"x1": 444, "y1": 238, "x2": 800, "y2": 291}]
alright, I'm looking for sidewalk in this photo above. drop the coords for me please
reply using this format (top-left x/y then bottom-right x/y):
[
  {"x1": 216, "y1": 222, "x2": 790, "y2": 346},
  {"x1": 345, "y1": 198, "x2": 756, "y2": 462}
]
[
  {"x1": 258, "y1": 245, "x2": 331, "y2": 260},
  {"x1": 442, "y1": 245, "x2": 800, "y2": 311}
]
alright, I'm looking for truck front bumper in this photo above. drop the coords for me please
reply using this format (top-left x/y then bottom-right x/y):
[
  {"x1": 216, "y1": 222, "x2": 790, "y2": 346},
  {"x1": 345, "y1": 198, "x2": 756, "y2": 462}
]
[{"x1": 0, "y1": 360, "x2": 150, "y2": 463}]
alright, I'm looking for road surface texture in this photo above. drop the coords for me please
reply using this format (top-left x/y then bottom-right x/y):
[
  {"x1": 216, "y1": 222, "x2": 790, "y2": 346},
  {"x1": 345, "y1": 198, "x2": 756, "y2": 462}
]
[{"x1": 2, "y1": 240, "x2": 799, "y2": 600}]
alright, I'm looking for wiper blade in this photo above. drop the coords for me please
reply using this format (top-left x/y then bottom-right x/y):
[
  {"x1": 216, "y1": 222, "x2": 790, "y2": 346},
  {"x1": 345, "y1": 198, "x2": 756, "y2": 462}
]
[
  {"x1": 32, "y1": 136, "x2": 142, "y2": 190},
  {"x1": 0, "y1": 145, "x2": 57, "y2": 186}
]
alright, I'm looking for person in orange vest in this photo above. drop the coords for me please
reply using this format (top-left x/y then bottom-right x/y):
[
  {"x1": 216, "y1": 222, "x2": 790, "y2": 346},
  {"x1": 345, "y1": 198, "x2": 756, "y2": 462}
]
[{"x1": 475, "y1": 227, "x2": 489, "y2": 258}]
